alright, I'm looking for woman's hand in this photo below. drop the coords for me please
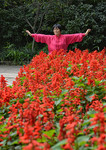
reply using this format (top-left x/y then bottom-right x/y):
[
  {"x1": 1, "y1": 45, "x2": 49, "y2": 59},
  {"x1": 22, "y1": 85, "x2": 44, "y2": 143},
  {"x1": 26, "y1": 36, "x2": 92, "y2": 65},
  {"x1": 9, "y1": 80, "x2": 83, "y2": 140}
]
[
  {"x1": 85, "y1": 29, "x2": 91, "y2": 36},
  {"x1": 26, "y1": 30, "x2": 32, "y2": 36}
]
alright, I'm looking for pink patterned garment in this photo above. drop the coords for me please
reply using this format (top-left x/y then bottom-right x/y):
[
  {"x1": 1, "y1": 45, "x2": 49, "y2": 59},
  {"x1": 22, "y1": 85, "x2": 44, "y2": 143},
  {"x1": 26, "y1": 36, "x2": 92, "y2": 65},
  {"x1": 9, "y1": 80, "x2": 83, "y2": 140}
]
[{"x1": 31, "y1": 33, "x2": 85, "y2": 54}]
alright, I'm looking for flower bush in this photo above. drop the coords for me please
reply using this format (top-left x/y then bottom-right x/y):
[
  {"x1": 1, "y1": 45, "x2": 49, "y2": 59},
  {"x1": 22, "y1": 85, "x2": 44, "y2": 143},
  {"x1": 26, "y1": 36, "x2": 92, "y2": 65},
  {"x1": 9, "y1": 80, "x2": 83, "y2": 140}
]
[{"x1": 0, "y1": 48, "x2": 106, "y2": 150}]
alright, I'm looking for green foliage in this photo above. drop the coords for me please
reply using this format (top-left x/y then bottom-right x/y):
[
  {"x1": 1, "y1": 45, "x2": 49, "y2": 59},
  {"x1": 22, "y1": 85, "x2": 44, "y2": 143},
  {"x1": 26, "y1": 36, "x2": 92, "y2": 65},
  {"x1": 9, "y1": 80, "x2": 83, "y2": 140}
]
[
  {"x1": 0, "y1": 43, "x2": 40, "y2": 65},
  {"x1": 51, "y1": 139, "x2": 67, "y2": 150},
  {"x1": 0, "y1": 0, "x2": 106, "y2": 63},
  {"x1": 61, "y1": 2, "x2": 106, "y2": 51}
]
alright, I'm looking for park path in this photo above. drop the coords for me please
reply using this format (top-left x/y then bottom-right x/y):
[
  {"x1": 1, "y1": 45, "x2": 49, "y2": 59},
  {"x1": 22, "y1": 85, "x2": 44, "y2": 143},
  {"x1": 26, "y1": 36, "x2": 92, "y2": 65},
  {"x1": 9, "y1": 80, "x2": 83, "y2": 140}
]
[{"x1": 0, "y1": 65, "x2": 22, "y2": 85}]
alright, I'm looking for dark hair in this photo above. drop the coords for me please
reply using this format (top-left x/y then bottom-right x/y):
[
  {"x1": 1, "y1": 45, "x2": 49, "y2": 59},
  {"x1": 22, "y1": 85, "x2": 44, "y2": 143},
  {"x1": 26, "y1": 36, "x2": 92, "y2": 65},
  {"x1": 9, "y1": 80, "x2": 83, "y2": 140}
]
[{"x1": 53, "y1": 24, "x2": 62, "y2": 31}]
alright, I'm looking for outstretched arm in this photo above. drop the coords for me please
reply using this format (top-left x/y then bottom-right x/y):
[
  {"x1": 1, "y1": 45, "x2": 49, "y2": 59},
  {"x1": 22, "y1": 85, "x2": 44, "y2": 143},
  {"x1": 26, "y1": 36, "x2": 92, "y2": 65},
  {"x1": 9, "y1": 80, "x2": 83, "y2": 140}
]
[
  {"x1": 66, "y1": 29, "x2": 91, "y2": 45},
  {"x1": 26, "y1": 30, "x2": 52, "y2": 44},
  {"x1": 85, "y1": 29, "x2": 91, "y2": 36},
  {"x1": 26, "y1": 30, "x2": 32, "y2": 36}
]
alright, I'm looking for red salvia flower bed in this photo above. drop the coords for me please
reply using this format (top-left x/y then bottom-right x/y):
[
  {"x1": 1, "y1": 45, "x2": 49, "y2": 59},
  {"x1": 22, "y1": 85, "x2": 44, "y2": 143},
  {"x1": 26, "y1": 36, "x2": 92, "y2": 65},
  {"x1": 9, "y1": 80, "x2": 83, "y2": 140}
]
[{"x1": 0, "y1": 48, "x2": 106, "y2": 150}]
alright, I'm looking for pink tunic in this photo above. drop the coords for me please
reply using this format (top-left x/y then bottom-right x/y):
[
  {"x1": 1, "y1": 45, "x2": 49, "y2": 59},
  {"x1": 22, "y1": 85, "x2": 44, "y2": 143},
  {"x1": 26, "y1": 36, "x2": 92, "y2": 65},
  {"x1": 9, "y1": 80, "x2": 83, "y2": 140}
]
[{"x1": 31, "y1": 33, "x2": 85, "y2": 54}]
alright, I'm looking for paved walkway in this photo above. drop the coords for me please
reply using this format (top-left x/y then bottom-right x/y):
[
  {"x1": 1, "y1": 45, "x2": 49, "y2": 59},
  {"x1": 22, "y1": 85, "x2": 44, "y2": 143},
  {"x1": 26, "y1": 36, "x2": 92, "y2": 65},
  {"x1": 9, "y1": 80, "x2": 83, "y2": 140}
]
[{"x1": 0, "y1": 65, "x2": 22, "y2": 85}]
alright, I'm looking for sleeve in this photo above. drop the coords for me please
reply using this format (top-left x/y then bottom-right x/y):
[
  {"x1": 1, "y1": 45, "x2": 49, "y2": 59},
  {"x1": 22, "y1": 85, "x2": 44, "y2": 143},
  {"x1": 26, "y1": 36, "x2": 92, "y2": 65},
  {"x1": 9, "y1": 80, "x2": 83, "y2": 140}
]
[
  {"x1": 65, "y1": 33, "x2": 85, "y2": 45},
  {"x1": 31, "y1": 34, "x2": 51, "y2": 44}
]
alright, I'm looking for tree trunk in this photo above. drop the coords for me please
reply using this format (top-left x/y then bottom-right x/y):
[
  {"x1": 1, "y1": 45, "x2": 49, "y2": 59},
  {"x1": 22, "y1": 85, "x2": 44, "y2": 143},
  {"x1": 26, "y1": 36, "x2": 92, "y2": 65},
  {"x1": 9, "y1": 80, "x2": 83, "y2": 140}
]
[{"x1": 32, "y1": 39, "x2": 35, "y2": 52}]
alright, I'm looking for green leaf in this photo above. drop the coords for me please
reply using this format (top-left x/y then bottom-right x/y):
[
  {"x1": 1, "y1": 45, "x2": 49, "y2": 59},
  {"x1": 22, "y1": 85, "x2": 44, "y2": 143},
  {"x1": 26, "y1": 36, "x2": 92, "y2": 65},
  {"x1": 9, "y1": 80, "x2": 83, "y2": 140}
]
[
  {"x1": 0, "y1": 124, "x2": 8, "y2": 132},
  {"x1": 0, "y1": 139, "x2": 7, "y2": 146},
  {"x1": 80, "y1": 100, "x2": 86, "y2": 104},
  {"x1": 43, "y1": 129, "x2": 55, "y2": 138},
  {"x1": 55, "y1": 123, "x2": 60, "y2": 136},
  {"x1": 51, "y1": 139, "x2": 67, "y2": 150},
  {"x1": 103, "y1": 107, "x2": 106, "y2": 112},
  {"x1": 37, "y1": 129, "x2": 56, "y2": 143},
  {"x1": 85, "y1": 93, "x2": 95, "y2": 102},
  {"x1": 25, "y1": 91, "x2": 32, "y2": 97},
  {"x1": 81, "y1": 119, "x2": 90, "y2": 127},
  {"x1": 95, "y1": 80, "x2": 101, "y2": 86},
  {"x1": 19, "y1": 98, "x2": 25, "y2": 104},
  {"x1": 15, "y1": 145, "x2": 22, "y2": 150},
  {"x1": 79, "y1": 146, "x2": 94, "y2": 150},
  {"x1": 78, "y1": 132, "x2": 84, "y2": 136},
  {"x1": 76, "y1": 135, "x2": 89, "y2": 146},
  {"x1": 37, "y1": 137, "x2": 46, "y2": 143},
  {"x1": 72, "y1": 76, "x2": 79, "y2": 80},
  {"x1": 0, "y1": 115, "x2": 3, "y2": 119},
  {"x1": 76, "y1": 83, "x2": 85, "y2": 87},
  {"x1": 57, "y1": 109, "x2": 63, "y2": 113},
  {"x1": 67, "y1": 66, "x2": 71, "y2": 72},
  {"x1": 10, "y1": 131, "x2": 17, "y2": 137},
  {"x1": 89, "y1": 124, "x2": 98, "y2": 129},
  {"x1": 103, "y1": 102, "x2": 106, "y2": 106},
  {"x1": 20, "y1": 76, "x2": 26, "y2": 81},
  {"x1": 25, "y1": 91, "x2": 34, "y2": 100},
  {"x1": 55, "y1": 98, "x2": 62, "y2": 106},
  {"x1": 87, "y1": 110, "x2": 96, "y2": 118},
  {"x1": 61, "y1": 89, "x2": 68, "y2": 95},
  {"x1": 68, "y1": 64, "x2": 72, "y2": 67},
  {"x1": 11, "y1": 139, "x2": 19, "y2": 145}
]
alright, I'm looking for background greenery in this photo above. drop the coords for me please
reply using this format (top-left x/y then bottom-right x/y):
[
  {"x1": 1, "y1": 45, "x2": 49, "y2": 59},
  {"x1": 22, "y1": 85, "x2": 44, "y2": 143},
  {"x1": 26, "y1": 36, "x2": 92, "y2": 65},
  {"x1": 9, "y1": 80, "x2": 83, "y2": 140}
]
[{"x1": 0, "y1": 0, "x2": 106, "y2": 64}]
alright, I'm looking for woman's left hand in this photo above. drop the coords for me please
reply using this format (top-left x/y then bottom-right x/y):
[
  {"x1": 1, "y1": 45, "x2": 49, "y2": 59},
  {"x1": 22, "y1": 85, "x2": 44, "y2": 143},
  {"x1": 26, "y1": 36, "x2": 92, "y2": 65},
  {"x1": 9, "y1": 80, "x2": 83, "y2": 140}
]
[{"x1": 85, "y1": 29, "x2": 91, "y2": 36}]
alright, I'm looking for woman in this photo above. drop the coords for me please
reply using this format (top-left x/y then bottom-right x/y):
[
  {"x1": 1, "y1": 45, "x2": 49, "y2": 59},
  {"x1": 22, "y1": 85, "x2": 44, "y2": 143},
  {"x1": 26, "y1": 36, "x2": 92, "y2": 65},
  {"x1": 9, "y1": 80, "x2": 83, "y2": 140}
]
[{"x1": 26, "y1": 24, "x2": 91, "y2": 54}]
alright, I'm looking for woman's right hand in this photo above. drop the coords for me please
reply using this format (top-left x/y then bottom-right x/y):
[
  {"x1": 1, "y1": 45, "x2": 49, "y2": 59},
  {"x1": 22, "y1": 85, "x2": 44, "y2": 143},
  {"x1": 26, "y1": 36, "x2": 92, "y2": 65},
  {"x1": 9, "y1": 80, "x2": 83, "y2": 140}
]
[{"x1": 26, "y1": 30, "x2": 32, "y2": 36}]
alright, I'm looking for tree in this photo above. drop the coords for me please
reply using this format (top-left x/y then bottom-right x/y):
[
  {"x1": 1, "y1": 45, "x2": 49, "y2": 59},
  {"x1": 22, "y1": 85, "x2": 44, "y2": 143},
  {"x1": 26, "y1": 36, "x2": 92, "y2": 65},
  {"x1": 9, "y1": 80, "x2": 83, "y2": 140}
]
[
  {"x1": 0, "y1": 0, "x2": 106, "y2": 53},
  {"x1": 23, "y1": 0, "x2": 50, "y2": 51}
]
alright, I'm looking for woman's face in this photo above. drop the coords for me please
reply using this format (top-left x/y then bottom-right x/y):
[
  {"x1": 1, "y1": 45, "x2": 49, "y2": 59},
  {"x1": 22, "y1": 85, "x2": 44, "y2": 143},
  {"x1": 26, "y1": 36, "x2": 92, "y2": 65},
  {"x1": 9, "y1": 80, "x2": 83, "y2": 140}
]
[{"x1": 53, "y1": 27, "x2": 61, "y2": 36}]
